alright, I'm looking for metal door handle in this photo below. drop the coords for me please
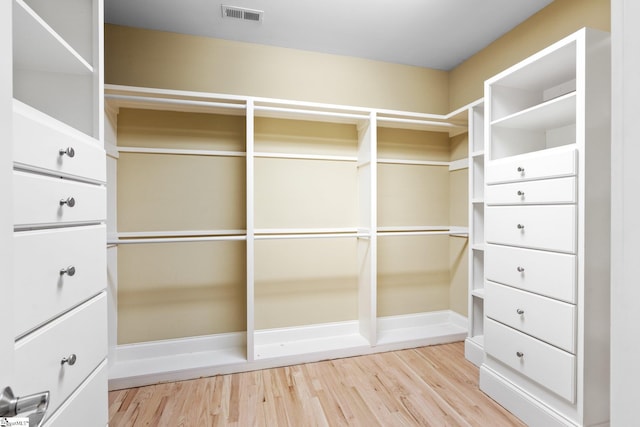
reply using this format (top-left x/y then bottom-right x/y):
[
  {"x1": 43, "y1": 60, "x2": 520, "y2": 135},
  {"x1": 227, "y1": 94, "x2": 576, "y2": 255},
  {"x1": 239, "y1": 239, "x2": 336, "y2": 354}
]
[{"x1": 0, "y1": 386, "x2": 49, "y2": 427}]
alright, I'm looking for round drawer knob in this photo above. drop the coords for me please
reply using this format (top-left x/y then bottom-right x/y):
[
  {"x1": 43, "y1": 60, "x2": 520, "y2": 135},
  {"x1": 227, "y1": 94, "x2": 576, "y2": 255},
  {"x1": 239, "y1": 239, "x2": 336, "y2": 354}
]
[
  {"x1": 516, "y1": 351, "x2": 524, "y2": 358},
  {"x1": 61, "y1": 354, "x2": 77, "y2": 366},
  {"x1": 516, "y1": 308, "x2": 525, "y2": 315},
  {"x1": 517, "y1": 190, "x2": 525, "y2": 196},
  {"x1": 59, "y1": 147, "x2": 75, "y2": 158},
  {"x1": 517, "y1": 224, "x2": 525, "y2": 230},
  {"x1": 517, "y1": 266, "x2": 525, "y2": 273},
  {"x1": 60, "y1": 266, "x2": 76, "y2": 277},
  {"x1": 59, "y1": 197, "x2": 76, "y2": 207},
  {"x1": 517, "y1": 167, "x2": 525, "y2": 173}
]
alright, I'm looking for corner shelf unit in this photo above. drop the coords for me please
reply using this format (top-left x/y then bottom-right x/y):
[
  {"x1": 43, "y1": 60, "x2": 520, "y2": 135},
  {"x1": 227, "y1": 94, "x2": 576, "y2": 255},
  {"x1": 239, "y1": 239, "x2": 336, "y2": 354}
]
[{"x1": 105, "y1": 84, "x2": 477, "y2": 389}]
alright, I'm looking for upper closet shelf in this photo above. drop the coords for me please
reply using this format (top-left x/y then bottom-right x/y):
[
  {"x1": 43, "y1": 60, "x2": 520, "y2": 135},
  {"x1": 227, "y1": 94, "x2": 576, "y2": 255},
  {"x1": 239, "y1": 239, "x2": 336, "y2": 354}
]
[
  {"x1": 106, "y1": 85, "x2": 475, "y2": 134},
  {"x1": 105, "y1": 93, "x2": 246, "y2": 116},
  {"x1": 13, "y1": 0, "x2": 92, "y2": 74},
  {"x1": 377, "y1": 116, "x2": 466, "y2": 136},
  {"x1": 491, "y1": 91, "x2": 576, "y2": 131},
  {"x1": 253, "y1": 105, "x2": 368, "y2": 125}
]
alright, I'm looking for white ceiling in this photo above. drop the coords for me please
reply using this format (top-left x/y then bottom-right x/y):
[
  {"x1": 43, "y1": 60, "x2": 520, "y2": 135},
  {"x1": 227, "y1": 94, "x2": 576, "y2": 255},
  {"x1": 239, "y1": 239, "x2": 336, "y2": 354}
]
[{"x1": 104, "y1": 0, "x2": 554, "y2": 71}]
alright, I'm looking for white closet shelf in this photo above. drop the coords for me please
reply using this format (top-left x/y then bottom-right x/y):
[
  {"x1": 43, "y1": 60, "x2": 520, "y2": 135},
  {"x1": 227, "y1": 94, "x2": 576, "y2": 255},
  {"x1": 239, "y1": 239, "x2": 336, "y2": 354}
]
[
  {"x1": 254, "y1": 105, "x2": 368, "y2": 125},
  {"x1": 13, "y1": 0, "x2": 93, "y2": 74},
  {"x1": 376, "y1": 116, "x2": 466, "y2": 135},
  {"x1": 471, "y1": 289, "x2": 485, "y2": 299},
  {"x1": 254, "y1": 322, "x2": 370, "y2": 360},
  {"x1": 376, "y1": 311, "x2": 467, "y2": 346},
  {"x1": 109, "y1": 334, "x2": 247, "y2": 390},
  {"x1": 491, "y1": 91, "x2": 576, "y2": 131},
  {"x1": 104, "y1": 93, "x2": 246, "y2": 116}
]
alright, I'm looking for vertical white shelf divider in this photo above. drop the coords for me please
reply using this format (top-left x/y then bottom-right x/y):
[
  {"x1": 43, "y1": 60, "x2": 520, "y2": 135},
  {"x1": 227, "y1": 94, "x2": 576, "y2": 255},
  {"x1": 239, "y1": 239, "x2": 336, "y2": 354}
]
[
  {"x1": 465, "y1": 101, "x2": 485, "y2": 367},
  {"x1": 357, "y1": 112, "x2": 377, "y2": 345},
  {"x1": 246, "y1": 99, "x2": 255, "y2": 362}
]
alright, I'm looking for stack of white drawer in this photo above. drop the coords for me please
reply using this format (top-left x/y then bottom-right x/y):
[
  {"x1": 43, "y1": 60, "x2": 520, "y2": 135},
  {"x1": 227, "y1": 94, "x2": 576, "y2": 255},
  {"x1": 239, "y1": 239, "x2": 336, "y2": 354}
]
[
  {"x1": 484, "y1": 147, "x2": 578, "y2": 403},
  {"x1": 11, "y1": 100, "x2": 107, "y2": 425}
]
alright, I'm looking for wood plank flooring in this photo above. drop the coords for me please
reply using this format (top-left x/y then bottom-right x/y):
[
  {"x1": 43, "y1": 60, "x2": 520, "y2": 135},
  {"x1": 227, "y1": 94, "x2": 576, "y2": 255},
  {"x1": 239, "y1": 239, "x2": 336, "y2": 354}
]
[{"x1": 108, "y1": 342, "x2": 524, "y2": 426}]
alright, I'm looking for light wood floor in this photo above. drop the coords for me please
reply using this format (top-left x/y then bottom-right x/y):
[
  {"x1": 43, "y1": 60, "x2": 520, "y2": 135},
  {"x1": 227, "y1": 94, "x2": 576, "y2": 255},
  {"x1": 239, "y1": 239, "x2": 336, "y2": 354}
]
[{"x1": 108, "y1": 342, "x2": 524, "y2": 426}]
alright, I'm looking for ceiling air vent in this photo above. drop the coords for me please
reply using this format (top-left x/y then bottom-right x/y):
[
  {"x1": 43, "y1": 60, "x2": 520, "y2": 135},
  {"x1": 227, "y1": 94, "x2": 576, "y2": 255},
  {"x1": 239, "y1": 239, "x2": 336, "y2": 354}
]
[{"x1": 221, "y1": 5, "x2": 264, "y2": 22}]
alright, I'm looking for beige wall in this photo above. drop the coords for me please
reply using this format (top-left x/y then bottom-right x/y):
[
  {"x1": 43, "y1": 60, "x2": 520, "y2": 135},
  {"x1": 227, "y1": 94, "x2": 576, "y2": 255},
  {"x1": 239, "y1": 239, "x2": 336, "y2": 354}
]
[
  {"x1": 449, "y1": 0, "x2": 611, "y2": 110},
  {"x1": 108, "y1": 1, "x2": 612, "y2": 339},
  {"x1": 106, "y1": 1, "x2": 611, "y2": 114},
  {"x1": 105, "y1": 25, "x2": 449, "y2": 114}
]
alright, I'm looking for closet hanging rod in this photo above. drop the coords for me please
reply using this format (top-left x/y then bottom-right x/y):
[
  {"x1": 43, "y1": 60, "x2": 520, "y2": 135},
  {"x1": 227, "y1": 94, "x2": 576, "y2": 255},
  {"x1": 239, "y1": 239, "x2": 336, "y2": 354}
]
[
  {"x1": 108, "y1": 235, "x2": 247, "y2": 244},
  {"x1": 117, "y1": 146, "x2": 246, "y2": 157},
  {"x1": 116, "y1": 229, "x2": 247, "y2": 238},
  {"x1": 254, "y1": 232, "x2": 368, "y2": 241},
  {"x1": 377, "y1": 158, "x2": 450, "y2": 166},
  {"x1": 254, "y1": 152, "x2": 357, "y2": 162},
  {"x1": 377, "y1": 230, "x2": 469, "y2": 237}
]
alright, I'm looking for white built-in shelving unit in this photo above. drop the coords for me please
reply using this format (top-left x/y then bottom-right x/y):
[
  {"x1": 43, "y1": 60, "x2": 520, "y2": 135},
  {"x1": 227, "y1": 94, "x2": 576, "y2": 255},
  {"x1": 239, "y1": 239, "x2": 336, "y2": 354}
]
[
  {"x1": 465, "y1": 100, "x2": 485, "y2": 367},
  {"x1": 480, "y1": 28, "x2": 611, "y2": 426},
  {"x1": 105, "y1": 84, "x2": 477, "y2": 389},
  {"x1": 4, "y1": 0, "x2": 107, "y2": 424}
]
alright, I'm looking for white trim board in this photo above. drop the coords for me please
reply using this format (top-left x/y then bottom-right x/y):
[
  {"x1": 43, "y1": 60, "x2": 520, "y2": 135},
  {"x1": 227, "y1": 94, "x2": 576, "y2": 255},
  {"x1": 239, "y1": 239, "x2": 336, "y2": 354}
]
[{"x1": 108, "y1": 310, "x2": 467, "y2": 390}]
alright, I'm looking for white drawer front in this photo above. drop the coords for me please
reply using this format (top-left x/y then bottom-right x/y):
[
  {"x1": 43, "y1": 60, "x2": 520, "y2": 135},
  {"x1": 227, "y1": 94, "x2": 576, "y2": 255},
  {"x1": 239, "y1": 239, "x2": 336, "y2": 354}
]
[
  {"x1": 13, "y1": 171, "x2": 106, "y2": 228},
  {"x1": 486, "y1": 176, "x2": 576, "y2": 205},
  {"x1": 485, "y1": 281, "x2": 576, "y2": 353},
  {"x1": 14, "y1": 225, "x2": 106, "y2": 336},
  {"x1": 485, "y1": 318, "x2": 575, "y2": 403},
  {"x1": 485, "y1": 244, "x2": 576, "y2": 303},
  {"x1": 14, "y1": 293, "x2": 107, "y2": 418},
  {"x1": 43, "y1": 361, "x2": 107, "y2": 427},
  {"x1": 13, "y1": 101, "x2": 106, "y2": 183},
  {"x1": 485, "y1": 205, "x2": 576, "y2": 253},
  {"x1": 486, "y1": 148, "x2": 577, "y2": 184}
]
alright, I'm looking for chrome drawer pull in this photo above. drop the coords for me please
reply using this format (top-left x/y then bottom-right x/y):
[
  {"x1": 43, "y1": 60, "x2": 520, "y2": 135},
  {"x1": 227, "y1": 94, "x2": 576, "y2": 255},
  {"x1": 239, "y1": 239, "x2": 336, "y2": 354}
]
[
  {"x1": 517, "y1": 190, "x2": 525, "y2": 196},
  {"x1": 58, "y1": 147, "x2": 75, "y2": 158},
  {"x1": 517, "y1": 167, "x2": 525, "y2": 173},
  {"x1": 61, "y1": 354, "x2": 77, "y2": 366},
  {"x1": 516, "y1": 351, "x2": 524, "y2": 358},
  {"x1": 517, "y1": 266, "x2": 525, "y2": 272},
  {"x1": 59, "y1": 266, "x2": 76, "y2": 276},
  {"x1": 59, "y1": 197, "x2": 76, "y2": 207},
  {"x1": 517, "y1": 224, "x2": 525, "y2": 230},
  {"x1": 516, "y1": 308, "x2": 525, "y2": 315}
]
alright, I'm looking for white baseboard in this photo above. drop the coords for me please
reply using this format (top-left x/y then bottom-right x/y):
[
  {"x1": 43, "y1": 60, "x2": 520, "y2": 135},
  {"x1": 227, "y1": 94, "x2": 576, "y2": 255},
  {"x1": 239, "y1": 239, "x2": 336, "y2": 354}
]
[
  {"x1": 109, "y1": 310, "x2": 467, "y2": 390},
  {"x1": 480, "y1": 364, "x2": 576, "y2": 427},
  {"x1": 464, "y1": 337, "x2": 484, "y2": 367}
]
